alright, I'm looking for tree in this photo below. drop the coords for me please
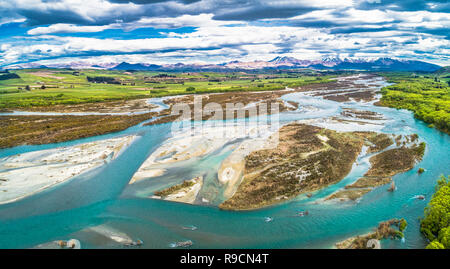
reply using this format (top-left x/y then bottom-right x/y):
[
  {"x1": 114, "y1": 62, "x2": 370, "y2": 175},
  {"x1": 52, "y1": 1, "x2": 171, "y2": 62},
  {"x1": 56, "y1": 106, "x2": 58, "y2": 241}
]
[
  {"x1": 421, "y1": 175, "x2": 450, "y2": 249},
  {"x1": 186, "y1": 86, "x2": 195, "y2": 92}
]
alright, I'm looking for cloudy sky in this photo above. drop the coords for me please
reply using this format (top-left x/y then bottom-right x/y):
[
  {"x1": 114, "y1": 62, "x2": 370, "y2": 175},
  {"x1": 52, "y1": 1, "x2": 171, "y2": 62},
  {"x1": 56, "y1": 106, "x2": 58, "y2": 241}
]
[{"x1": 0, "y1": 0, "x2": 449, "y2": 68}]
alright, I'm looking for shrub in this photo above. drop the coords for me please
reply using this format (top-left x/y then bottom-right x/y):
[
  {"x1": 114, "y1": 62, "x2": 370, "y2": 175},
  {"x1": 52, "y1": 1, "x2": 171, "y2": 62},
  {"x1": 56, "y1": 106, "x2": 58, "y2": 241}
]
[{"x1": 399, "y1": 219, "x2": 408, "y2": 232}]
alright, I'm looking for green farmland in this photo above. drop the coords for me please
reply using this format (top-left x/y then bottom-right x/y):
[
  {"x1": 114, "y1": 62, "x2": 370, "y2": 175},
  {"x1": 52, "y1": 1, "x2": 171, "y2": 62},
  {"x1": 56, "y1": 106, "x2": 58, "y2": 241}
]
[{"x1": 378, "y1": 69, "x2": 450, "y2": 134}]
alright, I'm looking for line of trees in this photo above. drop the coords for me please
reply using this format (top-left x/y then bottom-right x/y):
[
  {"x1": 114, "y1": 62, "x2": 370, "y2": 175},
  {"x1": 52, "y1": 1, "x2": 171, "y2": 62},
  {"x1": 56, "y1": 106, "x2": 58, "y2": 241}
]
[
  {"x1": 0, "y1": 73, "x2": 20, "y2": 80},
  {"x1": 420, "y1": 175, "x2": 450, "y2": 249}
]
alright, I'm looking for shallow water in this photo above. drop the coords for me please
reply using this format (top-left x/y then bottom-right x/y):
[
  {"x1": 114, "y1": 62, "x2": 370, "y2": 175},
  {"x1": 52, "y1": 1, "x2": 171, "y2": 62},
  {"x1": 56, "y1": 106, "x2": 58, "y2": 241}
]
[{"x1": 0, "y1": 75, "x2": 449, "y2": 249}]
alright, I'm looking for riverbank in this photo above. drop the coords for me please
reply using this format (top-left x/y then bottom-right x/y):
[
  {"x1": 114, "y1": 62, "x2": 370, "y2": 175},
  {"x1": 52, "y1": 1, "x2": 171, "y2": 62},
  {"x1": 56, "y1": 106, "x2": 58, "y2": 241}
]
[
  {"x1": 0, "y1": 135, "x2": 137, "y2": 204},
  {"x1": 375, "y1": 72, "x2": 450, "y2": 135},
  {"x1": 335, "y1": 219, "x2": 407, "y2": 249}
]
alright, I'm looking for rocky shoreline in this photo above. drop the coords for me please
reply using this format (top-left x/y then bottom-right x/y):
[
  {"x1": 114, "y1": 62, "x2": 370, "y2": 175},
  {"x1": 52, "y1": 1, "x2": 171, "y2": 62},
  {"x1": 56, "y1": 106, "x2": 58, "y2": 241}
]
[
  {"x1": 219, "y1": 124, "x2": 367, "y2": 210},
  {"x1": 326, "y1": 134, "x2": 425, "y2": 202},
  {"x1": 0, "y1": 113, "x2": 155, "y2": 149}
]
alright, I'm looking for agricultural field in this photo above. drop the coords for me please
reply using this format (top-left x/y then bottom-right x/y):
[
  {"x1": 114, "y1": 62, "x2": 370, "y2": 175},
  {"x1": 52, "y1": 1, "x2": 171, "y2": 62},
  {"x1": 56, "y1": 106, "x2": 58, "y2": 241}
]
[{"x1": 0, "y1": 69, "x2": 332, "y2": 110}]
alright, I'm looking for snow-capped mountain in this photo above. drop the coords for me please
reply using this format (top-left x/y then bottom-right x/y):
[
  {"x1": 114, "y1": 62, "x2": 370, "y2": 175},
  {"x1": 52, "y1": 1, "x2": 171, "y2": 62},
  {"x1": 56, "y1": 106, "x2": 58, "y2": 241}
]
[
  {"x1": 6, "y1": 57, "x2": 441, "y2": 72},
  {"x1": 109, "y1": 57, "x2": 442, "y2": 72}
]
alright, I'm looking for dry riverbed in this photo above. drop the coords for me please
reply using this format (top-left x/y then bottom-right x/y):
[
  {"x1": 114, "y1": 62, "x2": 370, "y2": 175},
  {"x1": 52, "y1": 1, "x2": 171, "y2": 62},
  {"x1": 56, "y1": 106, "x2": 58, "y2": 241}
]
[
  {"x1": 335, "y1": 219, "x2": 407, "y2": 249},
  {"x1": 327, "y1": 134, "x2": 425, "y2": 202}
]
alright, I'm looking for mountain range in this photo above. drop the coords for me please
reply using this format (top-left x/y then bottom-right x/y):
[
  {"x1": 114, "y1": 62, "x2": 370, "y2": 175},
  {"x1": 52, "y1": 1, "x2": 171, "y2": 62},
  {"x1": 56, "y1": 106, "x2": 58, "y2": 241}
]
[
  {"x1": 110, "y1": 57, "x2": 442, "y2": 72},
  {"x1": 7, "y1": 57, "x2": 441, "y2": 72}
]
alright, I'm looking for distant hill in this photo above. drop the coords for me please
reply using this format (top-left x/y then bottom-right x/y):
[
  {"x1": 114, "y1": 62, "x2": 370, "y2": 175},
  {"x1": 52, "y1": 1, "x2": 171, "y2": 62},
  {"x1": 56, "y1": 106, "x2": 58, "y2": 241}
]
[{"x1": 268, "y1": 56, "x2": 313, "y2": 67}]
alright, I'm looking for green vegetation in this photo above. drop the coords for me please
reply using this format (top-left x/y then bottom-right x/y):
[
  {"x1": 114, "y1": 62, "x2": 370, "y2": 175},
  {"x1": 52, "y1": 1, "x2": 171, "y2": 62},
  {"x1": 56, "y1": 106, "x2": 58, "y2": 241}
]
[
  {"x1": 326, "y1": 188, "x2": 372, "y2": 201},
  {"x1": 420, "y1": 175, "x2": 450, "y2": 249},
  {"x1": 434, "y1": 66, "x2": 450, "y2": 77},
  {"x1": 379, "y1": 72, "x2": 450, "y2": 134},
  {"x1": 426, "y1": 241, "x2": 445, "y2": 249},
  {"x1": 0, "y1": 69, "x2": 333, "y2": 109},
  {"x1": 154, "y1": 179, "x2": 195, "y2": 198}
]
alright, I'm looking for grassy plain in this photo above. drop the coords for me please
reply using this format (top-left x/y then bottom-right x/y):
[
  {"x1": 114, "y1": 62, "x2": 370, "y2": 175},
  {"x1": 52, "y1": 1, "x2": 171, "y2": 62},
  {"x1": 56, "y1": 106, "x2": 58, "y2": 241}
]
[
  {"x1": 377, "y1": 70, "x2": 450, "y2": 134},
  {"x1": 0, "y1": 113, "x2": 156, "y2": 148}
]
